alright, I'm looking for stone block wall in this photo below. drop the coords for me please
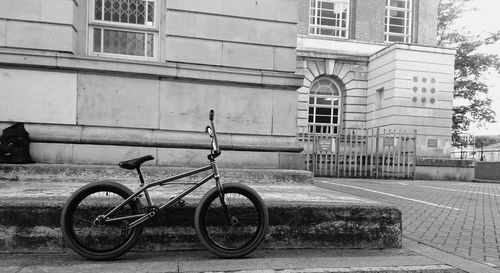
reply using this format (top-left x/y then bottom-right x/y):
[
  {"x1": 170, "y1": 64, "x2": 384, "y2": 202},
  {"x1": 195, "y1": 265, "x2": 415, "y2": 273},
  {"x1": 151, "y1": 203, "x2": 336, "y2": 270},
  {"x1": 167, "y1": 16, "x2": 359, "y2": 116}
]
[
  {"x1": 0, "y1": 0, "x2": 304, "y2": 169},
  {"x1": 367, "y1": 44, "x2": 455, "y2": 157},
  {"x1": 0, "y1": 0, "x2": 77, "y2": 52},
  {"x1": 296, "y1": 58, "x2": 370, "y2": 130},
  {"x1": 164, "y1": 0, "x2": 297, "y2": 72}
]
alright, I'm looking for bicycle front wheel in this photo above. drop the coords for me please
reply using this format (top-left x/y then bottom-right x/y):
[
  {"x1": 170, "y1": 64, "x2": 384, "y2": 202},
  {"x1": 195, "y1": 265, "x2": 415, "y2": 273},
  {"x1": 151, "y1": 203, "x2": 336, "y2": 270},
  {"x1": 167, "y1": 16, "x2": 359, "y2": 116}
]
[
  {"x1": 194, "y1": 183, "x2": 269, "y2": 258},
  {"x1": 60, "y1": 181, "x2": 143, "y2": 260}
]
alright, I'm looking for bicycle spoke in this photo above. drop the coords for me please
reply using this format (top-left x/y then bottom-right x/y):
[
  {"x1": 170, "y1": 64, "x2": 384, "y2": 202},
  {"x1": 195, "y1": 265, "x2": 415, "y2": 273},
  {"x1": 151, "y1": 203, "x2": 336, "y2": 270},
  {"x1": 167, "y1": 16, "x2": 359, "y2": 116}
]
[{"x1": 74, "y1": 216, "x2": 94, "y2": 225}]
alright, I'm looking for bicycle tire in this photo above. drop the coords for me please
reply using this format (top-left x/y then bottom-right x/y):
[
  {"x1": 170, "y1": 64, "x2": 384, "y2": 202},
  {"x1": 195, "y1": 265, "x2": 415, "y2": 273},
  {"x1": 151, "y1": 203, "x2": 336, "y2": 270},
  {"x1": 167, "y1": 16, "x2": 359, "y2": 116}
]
[
  {"x1": 60, "y1": 181, "x2": 143, "y2": 260},
  {"x1": 194, "y1": 183, "x2": 269, "y2": 258}
]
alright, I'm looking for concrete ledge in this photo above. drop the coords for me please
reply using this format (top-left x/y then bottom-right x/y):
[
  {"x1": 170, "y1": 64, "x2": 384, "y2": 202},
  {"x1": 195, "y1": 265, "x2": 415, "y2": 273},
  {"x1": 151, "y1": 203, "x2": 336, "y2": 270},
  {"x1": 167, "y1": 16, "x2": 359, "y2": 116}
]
[
  {"x1": 0, "y1": 50, "x2": 303, "y2": 88},
  {"x1": 0, "y1": 199, "x2": 401, "y2": 252},
  {"x1": 0, "y1": 164, "x2": 401, "y2": 252},
  {"x1": 0, "y1": 122, "x2": 303, "y2": 153},
  {"x1": 416, "y1": 158, "x2": 474, "y2": 167},
  {"x1": 0, "y1": 164, "x2": 313, "y2": 184},
  {"x1": 415, "y1": 158, "x2": 475, "y2": 181},
  {"x1": 475, "y1": 161, "x2": 500, "y2": 181}
]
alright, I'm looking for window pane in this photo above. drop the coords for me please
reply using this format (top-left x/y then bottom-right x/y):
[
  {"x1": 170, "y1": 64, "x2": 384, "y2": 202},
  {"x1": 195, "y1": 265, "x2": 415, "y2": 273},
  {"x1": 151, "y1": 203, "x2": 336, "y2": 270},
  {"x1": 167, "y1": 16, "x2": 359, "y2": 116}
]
[
  {"x1": 321, "y1": 18, "x2": 336, "y2": 27},
  {"x1": 104, "y1": 0, "x2": 111, "y2": 20},
  {"x1": 93, "y1": 28, "x2": 102, "y2": 52},
  {"x1": 102, "y1": 29, "x2": 146, "y2": 56},
  {"x1": 385, "y1": 0, "x2": 411, "y2": 42},
  {"x1": 317, "y1": 97, "x2": 331, "y2": 105},
  {"x1": 316, "y1": 86, "x2": 332, "y2": 95},
  {"x1": 388, "y1": 35, "x2": 405, "y2": 42},
  {"x1": 308, "y1": 77, "x2": 342, "y2": 133},
  {"x1": 389, "y1": 17, "x2": 404, "y2": 25},
  {"x1": 390, "y1": 0, "x2": 407, "y2": 8},
  {"x1": 389, "y1": 25, "x2": 404, "y2": 33},
  {"x1": 147, "y1": 33, "x2": 154, "y2": 57},
  {"x1": 316, "y1": 107, "x2": 332, "y2": 116},
  {"x1": 321, "y1": 1, "x2": 334, "y2": 10},
  {"x1": 147, "y1": 1, "x2": 154, "y2": 24},
  {"x1": 99, "y1": 0, "x2": 154, "y2": 25},
  {"x1": 95, "y1": 0, "x2": 103, "y2": 20},
  {"x1": 390, "y1": 10, "x2": 405, "y2": 18},
  {"x1": 309, "y1": 0, "x2": 349, "y2": 38},
  {"x1": 316, "y1": 115, "x2": 331, "y2": 124}
]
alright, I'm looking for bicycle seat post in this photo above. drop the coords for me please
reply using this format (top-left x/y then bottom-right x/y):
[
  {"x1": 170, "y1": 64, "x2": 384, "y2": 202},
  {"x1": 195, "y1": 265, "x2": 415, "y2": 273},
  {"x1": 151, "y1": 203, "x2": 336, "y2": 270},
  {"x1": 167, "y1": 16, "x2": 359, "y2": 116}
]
[{"x1": 136, "y1": 167, "x2": 152, "y2": 206}]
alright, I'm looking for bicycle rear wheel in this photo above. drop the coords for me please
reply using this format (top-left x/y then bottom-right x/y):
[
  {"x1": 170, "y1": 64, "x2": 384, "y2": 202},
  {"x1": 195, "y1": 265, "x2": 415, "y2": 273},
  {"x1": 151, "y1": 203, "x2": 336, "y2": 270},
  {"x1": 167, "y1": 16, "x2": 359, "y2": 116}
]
[
  {"x1": 194, "y1": 183, "x2": 268, "y2": 258},
  {"x1": 60, "y1": 181, "x2": 143, "y2": 260}
]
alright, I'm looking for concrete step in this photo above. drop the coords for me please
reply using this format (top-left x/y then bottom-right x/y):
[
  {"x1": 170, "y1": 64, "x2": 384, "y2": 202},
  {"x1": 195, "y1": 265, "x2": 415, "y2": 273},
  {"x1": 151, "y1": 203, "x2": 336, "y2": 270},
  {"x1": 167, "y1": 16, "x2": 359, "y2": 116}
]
[
  {"x1": 0, "y1": 164, "x2": 401, "y2": 253},
  {"x1": 0, "y1": 163, "x2": 314, "y2": 184}
]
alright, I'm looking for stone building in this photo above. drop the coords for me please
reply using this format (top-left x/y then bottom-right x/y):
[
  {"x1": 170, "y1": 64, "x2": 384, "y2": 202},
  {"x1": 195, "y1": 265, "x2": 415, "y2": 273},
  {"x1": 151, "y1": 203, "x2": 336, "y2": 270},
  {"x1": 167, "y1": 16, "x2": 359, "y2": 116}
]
[
  {"x1": 296, "y1": 0, "x2": 455, "y2": 159},
  {"x1": 0, "y1": 0, "x2": 454, "y2": 171},
  {"x1": 0, "y1": 0, "x2": 303, "y2": 169}
]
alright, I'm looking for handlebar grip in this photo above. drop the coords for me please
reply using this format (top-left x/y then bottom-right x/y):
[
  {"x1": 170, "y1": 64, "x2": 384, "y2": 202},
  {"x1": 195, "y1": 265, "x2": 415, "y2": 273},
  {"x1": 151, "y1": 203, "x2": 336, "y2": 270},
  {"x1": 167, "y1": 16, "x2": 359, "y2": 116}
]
[{"x1": 209, "y1": 110, "x2": 214, "y2": 121}]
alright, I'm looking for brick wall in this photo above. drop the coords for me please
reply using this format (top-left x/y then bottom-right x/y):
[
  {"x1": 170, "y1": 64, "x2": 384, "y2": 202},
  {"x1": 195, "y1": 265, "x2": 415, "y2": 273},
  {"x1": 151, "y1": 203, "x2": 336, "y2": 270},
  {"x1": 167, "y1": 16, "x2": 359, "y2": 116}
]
[
  {"x1": 297, "y1": 0, "x2": 438, "y2": 46},
  {"x1": 297, "y1": 0, "x2": 309, "y2": 35},
  {"x1": 354, "y1": 0, "x2": 385, "y2": 42},
  {"x1": 415, "y1": 0, "x2": 438, "y2": 46}
]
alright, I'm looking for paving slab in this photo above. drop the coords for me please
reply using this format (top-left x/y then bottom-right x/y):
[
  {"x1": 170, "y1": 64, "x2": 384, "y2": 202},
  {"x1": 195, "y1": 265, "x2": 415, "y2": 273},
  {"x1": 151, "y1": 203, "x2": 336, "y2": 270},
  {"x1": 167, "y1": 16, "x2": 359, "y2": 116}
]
[{"x1": 0, "y1": 246, "x2": 467, "y2": 273}]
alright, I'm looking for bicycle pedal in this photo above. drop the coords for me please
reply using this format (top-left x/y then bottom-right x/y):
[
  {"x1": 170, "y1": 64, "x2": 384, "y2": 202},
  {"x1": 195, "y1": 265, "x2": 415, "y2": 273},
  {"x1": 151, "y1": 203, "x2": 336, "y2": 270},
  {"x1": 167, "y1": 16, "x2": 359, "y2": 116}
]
[{"x1": 170, "y1": 197, "x2": 186, "y2": 207}]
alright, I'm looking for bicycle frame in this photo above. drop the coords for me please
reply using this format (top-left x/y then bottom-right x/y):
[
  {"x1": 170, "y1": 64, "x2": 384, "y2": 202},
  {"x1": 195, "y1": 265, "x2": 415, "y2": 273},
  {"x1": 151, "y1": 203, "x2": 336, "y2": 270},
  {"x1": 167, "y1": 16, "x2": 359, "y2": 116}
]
[
  {"x1": 99, "y1": 160, "x2": 222, "y2": 229},
  {"x1": 97, "y1": 110, "x2": 224, "y2": 230}
]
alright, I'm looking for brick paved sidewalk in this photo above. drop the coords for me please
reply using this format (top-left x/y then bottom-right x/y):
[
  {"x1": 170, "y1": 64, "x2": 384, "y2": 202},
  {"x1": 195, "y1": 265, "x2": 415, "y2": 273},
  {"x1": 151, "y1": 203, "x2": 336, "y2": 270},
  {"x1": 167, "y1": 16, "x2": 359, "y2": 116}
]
[{"x1": 316, "y1": 179, "x2": 500, "y2": 270}]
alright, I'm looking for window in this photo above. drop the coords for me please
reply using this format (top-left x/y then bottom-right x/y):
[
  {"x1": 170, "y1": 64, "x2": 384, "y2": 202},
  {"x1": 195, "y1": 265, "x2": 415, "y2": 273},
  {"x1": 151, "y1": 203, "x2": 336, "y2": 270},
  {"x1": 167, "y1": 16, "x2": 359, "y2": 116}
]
[
  {"x1": 309, "y1": 0, "x2": 350, "y2": 38},
  {"x1": 89, "y1": 0, "x2": 158, "y2": 60},
  {"x1": 308, "y1": 77, "x2": 342, "y2": 134},
  {"x1": 385, "y1": 0, "x2": 412, "y2": 43}
]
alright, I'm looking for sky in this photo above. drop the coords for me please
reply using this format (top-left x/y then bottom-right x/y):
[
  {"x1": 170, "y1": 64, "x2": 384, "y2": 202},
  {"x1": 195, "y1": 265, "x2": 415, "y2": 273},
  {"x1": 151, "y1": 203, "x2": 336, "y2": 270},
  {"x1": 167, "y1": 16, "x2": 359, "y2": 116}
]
[{"x1": 453, "y1": 0, "x2": 500, "y2": 135}]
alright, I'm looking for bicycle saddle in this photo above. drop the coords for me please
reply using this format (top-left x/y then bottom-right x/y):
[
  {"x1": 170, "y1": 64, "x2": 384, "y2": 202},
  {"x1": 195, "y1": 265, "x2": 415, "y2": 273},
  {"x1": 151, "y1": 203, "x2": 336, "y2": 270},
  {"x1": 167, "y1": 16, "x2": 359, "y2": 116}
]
[{"x1": 119, "y1": 155, "x2": 154, "y2": 170}]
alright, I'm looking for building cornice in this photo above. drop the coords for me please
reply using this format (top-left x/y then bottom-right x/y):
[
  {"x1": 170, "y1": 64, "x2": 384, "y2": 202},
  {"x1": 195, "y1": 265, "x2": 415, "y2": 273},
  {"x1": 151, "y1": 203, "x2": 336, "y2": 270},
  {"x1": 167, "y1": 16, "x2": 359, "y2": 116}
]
[{"x1": 0, "y1": 49, "x2": 302, "y2": 90}]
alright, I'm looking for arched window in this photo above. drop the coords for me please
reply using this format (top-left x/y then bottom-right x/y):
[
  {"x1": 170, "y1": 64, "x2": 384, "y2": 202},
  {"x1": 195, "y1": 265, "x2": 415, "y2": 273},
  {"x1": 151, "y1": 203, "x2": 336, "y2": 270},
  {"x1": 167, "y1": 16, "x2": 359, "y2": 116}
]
[{"x1": 308, "y1": 77, "x2": 341, "y2": 134}]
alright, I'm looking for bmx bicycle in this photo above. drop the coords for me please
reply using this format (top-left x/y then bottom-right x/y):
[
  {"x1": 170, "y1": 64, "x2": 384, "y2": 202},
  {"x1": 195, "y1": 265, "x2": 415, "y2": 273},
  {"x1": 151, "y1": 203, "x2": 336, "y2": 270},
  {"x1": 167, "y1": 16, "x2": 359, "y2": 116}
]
[{"x1": 60, "y1": 110, "x2": 269, "y2": 260}]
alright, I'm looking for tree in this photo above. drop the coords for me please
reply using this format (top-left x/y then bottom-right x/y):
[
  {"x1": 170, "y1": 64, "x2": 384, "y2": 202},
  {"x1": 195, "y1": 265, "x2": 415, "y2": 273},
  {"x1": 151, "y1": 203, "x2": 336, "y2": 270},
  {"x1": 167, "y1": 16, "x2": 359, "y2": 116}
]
[{"x1": 437, "y1": 0, "x2": 500, "y2": 145}]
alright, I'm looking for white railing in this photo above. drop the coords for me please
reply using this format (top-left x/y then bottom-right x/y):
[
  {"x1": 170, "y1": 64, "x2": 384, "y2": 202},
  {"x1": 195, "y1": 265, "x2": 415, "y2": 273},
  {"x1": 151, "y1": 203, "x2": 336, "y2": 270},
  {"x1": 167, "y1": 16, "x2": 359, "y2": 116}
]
[{"x1": 298, "y1": 125, "x2": 417, "y2": 179}]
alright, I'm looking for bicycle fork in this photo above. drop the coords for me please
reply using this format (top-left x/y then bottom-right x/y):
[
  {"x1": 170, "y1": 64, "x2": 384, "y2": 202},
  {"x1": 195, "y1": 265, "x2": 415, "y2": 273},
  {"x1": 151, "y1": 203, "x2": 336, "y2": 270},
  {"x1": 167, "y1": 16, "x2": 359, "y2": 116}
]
[{"x1": 213, "y1": 162, "x2": 236, "y2": 225}]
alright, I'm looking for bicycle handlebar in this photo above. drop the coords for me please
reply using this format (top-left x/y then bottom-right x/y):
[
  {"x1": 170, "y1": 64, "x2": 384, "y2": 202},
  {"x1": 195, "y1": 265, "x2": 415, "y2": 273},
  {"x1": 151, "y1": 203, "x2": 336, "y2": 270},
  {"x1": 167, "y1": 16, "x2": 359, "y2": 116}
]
[
  {"x1": 209, "y1": 109, "x2": 214, "y2": 121},
  {"x1": 207, "y1": 109, "x2": 221, "y2": 160}
]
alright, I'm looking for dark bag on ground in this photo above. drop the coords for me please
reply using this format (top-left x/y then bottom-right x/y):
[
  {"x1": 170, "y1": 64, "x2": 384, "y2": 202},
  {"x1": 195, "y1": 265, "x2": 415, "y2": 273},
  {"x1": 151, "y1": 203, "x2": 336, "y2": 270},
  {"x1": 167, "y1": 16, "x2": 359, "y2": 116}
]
[{"x1": 0, "y1": 123, "x2": 34, "y2": 164}]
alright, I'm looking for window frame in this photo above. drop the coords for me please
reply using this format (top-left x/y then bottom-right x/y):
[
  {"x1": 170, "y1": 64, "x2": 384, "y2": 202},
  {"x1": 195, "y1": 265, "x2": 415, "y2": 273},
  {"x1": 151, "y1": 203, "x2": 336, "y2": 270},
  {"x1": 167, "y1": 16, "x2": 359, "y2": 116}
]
[
  {"x1": 384, "y1": 0, "x2": 413, "y2": 43},
  {"x1": 309, "y1": 0, "x2": 350, "y2": 39},
  {"x1": 308, "y1": 77, "x2": 342, "y2": 135},
  {"x1": 88, "y1": 0, "x2": 159, "y2": 61}
]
